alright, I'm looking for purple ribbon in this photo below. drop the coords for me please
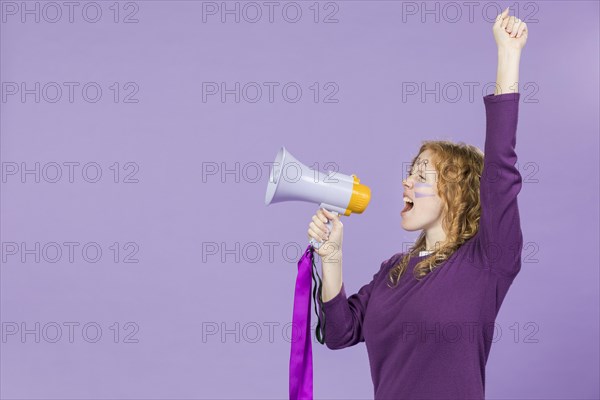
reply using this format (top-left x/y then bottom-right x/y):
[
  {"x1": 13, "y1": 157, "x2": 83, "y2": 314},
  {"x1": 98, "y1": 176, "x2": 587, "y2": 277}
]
[{"x1": 289, "y1": 244, "x2": 315, "y2": 400}]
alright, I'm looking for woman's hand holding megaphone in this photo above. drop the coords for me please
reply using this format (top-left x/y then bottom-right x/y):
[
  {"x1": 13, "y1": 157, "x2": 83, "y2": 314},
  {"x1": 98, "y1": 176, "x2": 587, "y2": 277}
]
[{"x1": 307, "y1": 208, "x2": 344, "y2": 260}]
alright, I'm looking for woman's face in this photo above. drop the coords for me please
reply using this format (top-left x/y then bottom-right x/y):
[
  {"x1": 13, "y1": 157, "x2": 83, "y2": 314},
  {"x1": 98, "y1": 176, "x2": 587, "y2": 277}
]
[{"x1": 401, "y1": 149, "x2": 445, "y2": 232}]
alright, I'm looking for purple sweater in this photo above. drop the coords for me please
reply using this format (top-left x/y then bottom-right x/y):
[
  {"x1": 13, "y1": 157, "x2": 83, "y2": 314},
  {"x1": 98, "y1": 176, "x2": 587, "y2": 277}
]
[{"x1": 320, "y1": 93, "x2": 523, "y2": 400}]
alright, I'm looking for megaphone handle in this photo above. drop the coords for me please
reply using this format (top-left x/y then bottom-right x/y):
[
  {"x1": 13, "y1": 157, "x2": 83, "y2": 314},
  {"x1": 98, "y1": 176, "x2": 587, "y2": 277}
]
[{"x1": 309, "y1": 210, "x2": 337, "y2": 250}]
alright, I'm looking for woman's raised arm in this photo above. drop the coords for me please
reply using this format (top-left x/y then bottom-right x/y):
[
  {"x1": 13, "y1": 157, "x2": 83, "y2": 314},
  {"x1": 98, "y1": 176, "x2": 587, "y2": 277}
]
[{"x1": 473, "y1": 8, "x2": 529, "y2": 280}]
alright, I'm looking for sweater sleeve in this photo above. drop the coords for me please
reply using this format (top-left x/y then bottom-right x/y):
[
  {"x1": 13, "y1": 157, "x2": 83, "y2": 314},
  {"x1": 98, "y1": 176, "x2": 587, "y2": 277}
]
[
  {"x1": 476, "y1": 92, "x2": 524, "y2": 279},
  {"x1": 318, "y1": 257, "x2": 392, "y2": 350}
]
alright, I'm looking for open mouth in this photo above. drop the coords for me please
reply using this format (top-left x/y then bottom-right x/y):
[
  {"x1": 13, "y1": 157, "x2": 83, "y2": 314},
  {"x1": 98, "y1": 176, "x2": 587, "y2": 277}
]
[{"x1": 402, "y1": 198, "x2": 414, "y2": 214}]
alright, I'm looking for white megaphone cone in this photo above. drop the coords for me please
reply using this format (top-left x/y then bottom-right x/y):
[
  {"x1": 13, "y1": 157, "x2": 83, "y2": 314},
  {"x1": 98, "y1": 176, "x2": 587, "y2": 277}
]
[{"x1": 265, "y1": 146, "x2": 371, "y2": 249}]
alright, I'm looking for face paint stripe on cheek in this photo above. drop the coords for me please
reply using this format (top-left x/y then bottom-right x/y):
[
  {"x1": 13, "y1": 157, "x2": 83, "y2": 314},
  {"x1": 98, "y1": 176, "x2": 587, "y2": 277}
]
[
  {"x1": 415, "y1": 192, "x2": 436, "y2": 198},
  {"x1": 414, "y1": 182, "x2": 435, "y2": 198}
]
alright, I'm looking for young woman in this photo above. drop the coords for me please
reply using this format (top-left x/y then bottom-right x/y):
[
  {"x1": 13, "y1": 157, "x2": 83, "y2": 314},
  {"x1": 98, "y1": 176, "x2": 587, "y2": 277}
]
[{"x1": 307, "y1": 8, "x2": 528, "y2": 399}]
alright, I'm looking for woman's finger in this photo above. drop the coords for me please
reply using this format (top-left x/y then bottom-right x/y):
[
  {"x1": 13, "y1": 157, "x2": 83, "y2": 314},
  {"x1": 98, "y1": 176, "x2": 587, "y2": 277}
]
[
  {"x1": 511, "y1": 19, "x2": 521, "y2": 37},
  {"x1": 516, "y1": 22, "x2": 527, "y2": 38},
  {"x1": 316, "y1": 209, "x2": 328, "y2": 223},
  {"x1": 321, "y1": 208, "x2": 338, "y2": 223},
  {"x1": 506, "y1": 16, "x2": 517, "y2": 33},
  {"x1": 309, "y1": 222, "x2": 328, "y2": 240},
  {"x1": 312, "y1": 215, "x2": 329, "y2": 233},
  {"x1": 501, "y1": 14, "x2": 510, "y2": 30},
  {"x1": 494, "y1": 7, "x2": 509, "y2": 27},
  {"x1": 308, "y1": 227, "x2": 323, "y2": 242}
]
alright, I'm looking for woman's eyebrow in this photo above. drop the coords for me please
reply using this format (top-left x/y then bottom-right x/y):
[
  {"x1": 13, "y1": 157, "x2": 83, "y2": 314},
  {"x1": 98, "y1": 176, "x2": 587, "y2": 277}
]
[
  {"x1": 415, "y1": 159, "x2": 428, "y2": 171},
  {"x1": 408, "y1": 157, "x2": 430, "y2": 175}
]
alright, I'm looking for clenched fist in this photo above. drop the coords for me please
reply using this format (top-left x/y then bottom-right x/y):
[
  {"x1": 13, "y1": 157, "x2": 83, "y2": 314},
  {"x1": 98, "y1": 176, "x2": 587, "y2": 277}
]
[{"x1": 494, "y1": 7, "x2": 528, "y2": 52}]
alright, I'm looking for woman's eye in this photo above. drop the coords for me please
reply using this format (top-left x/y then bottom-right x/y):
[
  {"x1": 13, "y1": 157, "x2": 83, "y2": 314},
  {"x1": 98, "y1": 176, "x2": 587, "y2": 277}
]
[{"x1": 406, "y1": 170, "x2": 425, "y2": 181}]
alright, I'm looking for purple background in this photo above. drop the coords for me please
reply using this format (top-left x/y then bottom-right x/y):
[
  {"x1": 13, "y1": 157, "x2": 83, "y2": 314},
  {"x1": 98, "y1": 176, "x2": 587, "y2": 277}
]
[{"x1": 1, "y1": 1, "x2": 598, "y2": 399}]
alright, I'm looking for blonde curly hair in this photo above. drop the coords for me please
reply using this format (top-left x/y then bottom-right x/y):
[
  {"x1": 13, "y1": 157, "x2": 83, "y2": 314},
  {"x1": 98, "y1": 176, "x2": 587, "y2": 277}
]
[{"x1": 387, "y1": 140, "x2": 484, "y2": 286}]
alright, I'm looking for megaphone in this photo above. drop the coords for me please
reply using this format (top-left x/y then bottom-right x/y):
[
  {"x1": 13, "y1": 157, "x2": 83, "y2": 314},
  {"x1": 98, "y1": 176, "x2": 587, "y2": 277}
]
[{"x1": 265, "y1": 146, "x2": 371, "y2": 249}]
